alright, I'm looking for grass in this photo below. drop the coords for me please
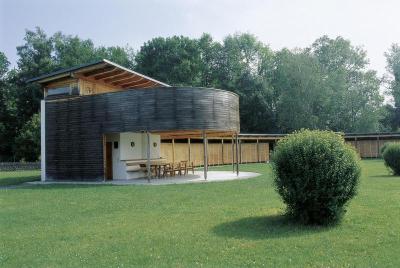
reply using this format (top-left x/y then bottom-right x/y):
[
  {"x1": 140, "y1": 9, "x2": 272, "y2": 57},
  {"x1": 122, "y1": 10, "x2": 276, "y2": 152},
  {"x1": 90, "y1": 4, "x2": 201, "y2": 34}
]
[
  {"x1": 0, "y1": 160, "x2": 399, "y2": 267},
  {"x1": 0, "y1": 170, "x2": 40, "y2": 186}
]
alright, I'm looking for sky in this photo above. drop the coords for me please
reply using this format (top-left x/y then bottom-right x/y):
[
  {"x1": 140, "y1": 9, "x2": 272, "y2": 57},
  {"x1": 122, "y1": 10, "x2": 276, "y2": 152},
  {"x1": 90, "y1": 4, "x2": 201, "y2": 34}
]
[{"x1": 1, "y1": 0, "x2": 399, "y2": 77}]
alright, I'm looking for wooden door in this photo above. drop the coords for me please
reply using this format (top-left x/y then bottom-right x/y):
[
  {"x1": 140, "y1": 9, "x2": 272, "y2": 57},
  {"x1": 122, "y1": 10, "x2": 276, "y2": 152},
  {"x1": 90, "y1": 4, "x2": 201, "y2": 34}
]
[{"x1": 106, "y1": 142, "x2": 113, "y2": 180}]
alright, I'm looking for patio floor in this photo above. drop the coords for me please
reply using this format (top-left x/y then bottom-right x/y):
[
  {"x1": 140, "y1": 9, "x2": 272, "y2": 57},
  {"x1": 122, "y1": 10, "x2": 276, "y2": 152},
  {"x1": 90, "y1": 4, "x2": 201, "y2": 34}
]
[{"x1": 28, "y1": 171, "x2": 261, "y2": 186}]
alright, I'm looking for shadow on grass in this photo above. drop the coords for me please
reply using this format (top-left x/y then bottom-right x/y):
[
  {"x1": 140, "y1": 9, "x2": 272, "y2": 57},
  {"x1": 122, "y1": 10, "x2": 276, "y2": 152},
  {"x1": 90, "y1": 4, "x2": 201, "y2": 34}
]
[
  {"x1": 0, "y1": 176, "x2": 40, "y2": 187},
  {"x1": 15, "y1": 183, "x2": 116, "y2": 190},
  {"x1": 369, "y1": 174, "x2": 400, "y2": 178},
  {"x1": 212, "y1": 215, "x2": 331, "y2": 240}
]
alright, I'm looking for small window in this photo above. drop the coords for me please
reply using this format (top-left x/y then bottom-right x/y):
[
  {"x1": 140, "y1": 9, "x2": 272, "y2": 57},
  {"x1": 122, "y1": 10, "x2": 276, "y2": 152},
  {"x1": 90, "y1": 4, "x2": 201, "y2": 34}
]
[
  {"x1": 153, "y1": 142, "x2": 157, "y2": 147},
  {"x1": 131, "y1": 141, "x2": 135, "y2": 147},
  {"x1": 47, "y1": 87, "x2": 70, "y2": 96},
  {"x1": 113, "y1": 141, "x2": 118, "y2": 149}
]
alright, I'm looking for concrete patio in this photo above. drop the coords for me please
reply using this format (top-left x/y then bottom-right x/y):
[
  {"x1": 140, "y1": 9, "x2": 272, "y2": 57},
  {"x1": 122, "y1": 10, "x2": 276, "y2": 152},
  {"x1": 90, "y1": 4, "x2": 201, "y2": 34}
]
[{"x1": 27, "y1": 171, "x2": 261, "y2": 186}]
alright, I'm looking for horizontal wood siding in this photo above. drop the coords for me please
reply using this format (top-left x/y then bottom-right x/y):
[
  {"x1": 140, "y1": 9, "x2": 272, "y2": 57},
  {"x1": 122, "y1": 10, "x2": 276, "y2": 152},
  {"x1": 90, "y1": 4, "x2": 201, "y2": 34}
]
[
  {"x1": 159, "y1": 139, "x2": 270, "y2": 167},
  {"x1": 45, "y1": 87, "x2": 239, "y2": 180}
]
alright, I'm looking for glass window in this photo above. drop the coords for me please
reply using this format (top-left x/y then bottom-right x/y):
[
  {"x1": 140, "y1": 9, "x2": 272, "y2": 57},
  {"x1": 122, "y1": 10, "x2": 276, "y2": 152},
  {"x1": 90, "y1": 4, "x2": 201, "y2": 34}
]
[{"x1": 47, "y1": 87, "x2": 70, "y2": 96}]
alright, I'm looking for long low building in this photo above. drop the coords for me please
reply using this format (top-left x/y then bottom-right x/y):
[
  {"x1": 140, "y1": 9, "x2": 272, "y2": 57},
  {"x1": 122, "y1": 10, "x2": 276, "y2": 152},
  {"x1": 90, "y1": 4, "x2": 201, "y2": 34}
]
[{"x1": 159, "y1": 132, "x2": 400, "y2": 166}]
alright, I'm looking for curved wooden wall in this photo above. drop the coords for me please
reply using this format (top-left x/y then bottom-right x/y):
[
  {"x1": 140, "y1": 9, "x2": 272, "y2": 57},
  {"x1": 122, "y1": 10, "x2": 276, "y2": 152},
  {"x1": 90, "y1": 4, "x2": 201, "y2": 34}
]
[{"x1": 45, "y1": 87, "x2": 240, "y2": 180}]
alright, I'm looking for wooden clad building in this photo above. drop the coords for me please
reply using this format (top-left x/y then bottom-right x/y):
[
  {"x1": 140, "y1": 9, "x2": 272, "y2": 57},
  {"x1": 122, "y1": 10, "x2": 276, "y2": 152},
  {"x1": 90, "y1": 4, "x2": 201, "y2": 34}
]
[{"x1": 29, "y1": 60, "x2": 240, "y2": 181}]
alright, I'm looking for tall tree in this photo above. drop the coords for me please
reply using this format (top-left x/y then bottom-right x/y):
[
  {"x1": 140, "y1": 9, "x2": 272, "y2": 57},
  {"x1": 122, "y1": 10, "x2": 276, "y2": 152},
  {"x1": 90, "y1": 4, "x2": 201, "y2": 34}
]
[
  {"x1": 0, "y1": 52, "x2": 16, "y2": 160},
  {"x1": 5, "y1": 27, "x2": 136, "y2": 161},
  {"x1": 135, "y1": 36, "x2": 202, "y2": 86},
  {"x1": 272, "y1": 49, "x2": 327, "y2": 132},
  {"x1": 216, "y1": 33, "x2": 276, "y2": 132},
  {"x1": 12, "y1": 28, "x2": 54, "y2": 125},
  {"x1": 384, "y1": 44, "x2": 400, "y2": 131},
  {"x1": 309, "y1": 36, "x2": 383, "y2": 132}
]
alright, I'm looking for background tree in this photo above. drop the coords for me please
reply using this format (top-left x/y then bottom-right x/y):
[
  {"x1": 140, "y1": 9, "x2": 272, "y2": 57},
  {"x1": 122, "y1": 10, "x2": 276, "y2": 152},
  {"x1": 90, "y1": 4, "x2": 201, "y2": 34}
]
[
  {"x1": 272, "y1": 49, "x2": 326, "y2": 132},
  {"x1": 384, "y1": 44, "x2": 400, "y2": 131},
  {"x1": 1, "y1": 28, "x2": 392, "y2": 161},
  {"x1": 309, "y1": 36, "x2": 384, "y2": 132},
  {"x1": 14, "y1": 113, "x2": 40, "y2": 161},
  {"x1": 3, "y1": 27, "x2": 136, "y2": 161},
  {"x1": 215, "y1": 33, "x2": 276, "y2": 132},
  {"x1": 0, "y1": 52, "x2": 16, "y2": 161},
  {"x1": 135, "y1": 36, "x2": 201, "y2": 86}
]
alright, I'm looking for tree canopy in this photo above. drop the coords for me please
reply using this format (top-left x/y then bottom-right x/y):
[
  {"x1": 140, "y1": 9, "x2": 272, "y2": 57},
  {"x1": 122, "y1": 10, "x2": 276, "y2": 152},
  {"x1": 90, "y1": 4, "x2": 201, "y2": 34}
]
[{"x1": 0, "y1": 27, "x2": 396, "y2": 161}]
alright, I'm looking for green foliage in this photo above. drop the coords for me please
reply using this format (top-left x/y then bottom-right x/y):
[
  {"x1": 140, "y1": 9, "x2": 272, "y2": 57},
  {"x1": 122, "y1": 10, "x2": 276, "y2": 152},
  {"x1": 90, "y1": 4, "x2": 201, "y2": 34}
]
[
  {"x1": 383, "y1": 44, "x2": 400, "y2": 130},
  {"x1": 380, "y1": 142, "x2": 391, "y2": 155},
  {"x1": 135, "y1": 36, "x2": 202, "y2": 86},
  {"x1": 309, "y1": 36, "x2": 378, "y2": 132},
  {"x1": 273, "y1": 49, "x2": 326, "y2": 132},
  {"x1": 0, "y1": 52, "x2": 16, "y2": 161},
  {"x1": 271, "y1": 130, "x2": 361, "y2": 225},
  {"x1": 0, "y1": 28, "x2": 393, "y2": 161},
  {"x1": 14, "y1": 113, "x2": 41, "y2": 161},
  {"x1": 382, "y1": 143, "x2": 400, "y2": 175},
  {"x1": 1, "y1": 27, "x2": 136, "y2": 161}
]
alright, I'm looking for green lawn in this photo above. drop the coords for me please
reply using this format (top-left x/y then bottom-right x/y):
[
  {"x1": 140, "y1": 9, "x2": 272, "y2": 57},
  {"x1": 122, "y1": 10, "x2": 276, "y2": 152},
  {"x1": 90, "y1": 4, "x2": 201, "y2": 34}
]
[
  {"x1": 0, "y1": 160, "x2": 399, "y2": 267},
  {"x1": 0, "y1": 170, "x2": 40, "y2": 186}
]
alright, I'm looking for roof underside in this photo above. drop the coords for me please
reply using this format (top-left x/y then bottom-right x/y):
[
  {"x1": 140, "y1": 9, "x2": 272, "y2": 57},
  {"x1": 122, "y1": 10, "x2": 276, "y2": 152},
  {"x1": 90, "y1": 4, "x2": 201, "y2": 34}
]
[{"x1": 28, "y1": 59, "x2": 170, "y2": 89}]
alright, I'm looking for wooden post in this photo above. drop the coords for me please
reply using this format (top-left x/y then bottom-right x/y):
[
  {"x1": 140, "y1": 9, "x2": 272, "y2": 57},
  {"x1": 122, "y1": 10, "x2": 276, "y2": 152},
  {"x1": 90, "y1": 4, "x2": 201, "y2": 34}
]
[
  {"x1": 355, "y1": 137, "x2": 359, "y2": 156},
  {"x1": 146, "y1": 131, "x2": 151, "y2": 183},
  {"x1": 221, "y1": 139, "x2": 224, "y2": 165},
  {"x1": 376, "y1": 136, "x2": 380, "y2": 158},
  {"x1": 172, "y1": 138, "x2": 175, "y2": 164},
  {"x1": 203, "y1": 131, "x2": 208, "y2": 180},
  {"x1": 232, "y1": 135, "x2": 235, "y2": 173},
  {"x1": 239, "y1": 138, "x2": 242, "y2": 164},
  {"x1": 235, "y1": 133, "x2": 239, "y2": 176},
  {"x1": 188, "y1": 138, "x2": 191, "y2": 163},
  {"x1": 257, "y1": 139, "x2": 260, "y2": 163},
  {"x1": 103, "y1": 134, "x2": 106, "y2": 182}
]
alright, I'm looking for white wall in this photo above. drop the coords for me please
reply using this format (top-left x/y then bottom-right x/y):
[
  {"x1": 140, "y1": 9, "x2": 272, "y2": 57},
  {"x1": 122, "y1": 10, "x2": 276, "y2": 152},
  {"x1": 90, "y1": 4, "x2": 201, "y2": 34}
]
[
  {"x1": 120, "y1": 132, "x2": 143, "y2": 160},
  {"x1": 120, "y1": 132, "x2": 160, "y2": 160},
  {"x1": 40, "y1": 100, "x2": 46, "y2": 181},
  {"x1": 142, "y1": 134, "x2": 161, "y2": 159},
  {"x1": 106, "y1": 132, "x2": 161, "y2": 180}
]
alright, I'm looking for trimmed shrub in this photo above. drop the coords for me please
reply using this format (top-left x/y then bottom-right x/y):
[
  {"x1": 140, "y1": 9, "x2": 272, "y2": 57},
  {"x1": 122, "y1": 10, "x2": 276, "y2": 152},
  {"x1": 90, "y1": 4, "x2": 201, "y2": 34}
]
[
  {"x1": 271, "y1": 130, "x2": 361, "y2": 225},
  {"x1": 382, "y1": 143, "x2": 400, "y2": 175},
  {"x1": 380, "y1": 142, "x2": 390, "y2": 156}
]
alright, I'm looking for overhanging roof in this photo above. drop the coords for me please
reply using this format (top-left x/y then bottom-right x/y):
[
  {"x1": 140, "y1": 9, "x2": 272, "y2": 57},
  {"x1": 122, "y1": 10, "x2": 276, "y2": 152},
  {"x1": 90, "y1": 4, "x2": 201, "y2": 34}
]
[{"x1": 27, "y1": 59, "x2": 170, "y2": 89}]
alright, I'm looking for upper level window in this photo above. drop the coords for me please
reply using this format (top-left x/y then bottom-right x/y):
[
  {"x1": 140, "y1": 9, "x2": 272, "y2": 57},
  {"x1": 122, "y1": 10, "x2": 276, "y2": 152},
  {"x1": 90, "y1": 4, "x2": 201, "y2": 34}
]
[{"x1": 47, "y1": 87, "x2": 70, "y2": 96}]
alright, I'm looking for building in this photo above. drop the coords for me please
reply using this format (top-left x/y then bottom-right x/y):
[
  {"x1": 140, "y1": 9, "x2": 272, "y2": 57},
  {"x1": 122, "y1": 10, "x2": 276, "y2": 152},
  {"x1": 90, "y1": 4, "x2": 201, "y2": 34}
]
[{"x1": 29, "y1": 59, "x2": 240, "y2": 181}]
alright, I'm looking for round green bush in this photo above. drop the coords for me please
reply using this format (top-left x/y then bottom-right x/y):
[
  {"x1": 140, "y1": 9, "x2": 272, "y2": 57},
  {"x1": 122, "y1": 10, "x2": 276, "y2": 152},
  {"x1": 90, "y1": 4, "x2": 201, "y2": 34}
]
[
  {"x1": 271, "y1": 130, "x2": 361, "y2": 225},
  {"x1": 380, "y1": 142, "x2": 390, "y2": 156},
  {"x1": 382, "y1": 143, "x2": 400, "y2": 175}
]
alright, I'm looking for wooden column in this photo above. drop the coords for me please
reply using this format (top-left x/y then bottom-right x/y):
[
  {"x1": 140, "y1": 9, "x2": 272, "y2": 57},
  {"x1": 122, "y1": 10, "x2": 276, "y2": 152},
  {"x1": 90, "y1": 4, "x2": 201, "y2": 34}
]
[
  {"x1": 257, "y1": 139, "x2": 260, "y2": 163},
  {"x1": 146, "y1": 131, "x2": 151, "y2": 183},
  {"x1": 239, "y1": 138, "x2": 242, "y2": 164},
  {"x1": 221, "y1": 139, "x2": 224, "y2": 165},
  {"x1": 376, "y1": 136, "x2": 380, "y2": 158},
  {"x1": 235, "y1": 133, "x2": 239, "y2": 176},
  {"x1": 203, "y1": 131, "x2": 208, "y2": 180},
  {"x1": 102, "y1": 135, "x2": 106, "y2": 182},
  {"x1": 355, "y1": 137, "x2": 359, "y2": 156},
  {"x1": 188, "y1": 138, "x2": 191, "y2": 163},
  {"x1": 232, "y1": 135, "x2": 235, "y2": 173},
  {"x1": 172, "y1": 138, "x2": 175, "y2": 164}
]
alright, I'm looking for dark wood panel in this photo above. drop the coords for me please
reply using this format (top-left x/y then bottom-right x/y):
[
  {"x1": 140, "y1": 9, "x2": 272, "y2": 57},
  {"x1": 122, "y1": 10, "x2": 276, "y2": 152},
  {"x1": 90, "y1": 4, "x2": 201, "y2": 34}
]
[{"x1": 45, "y1": 87, "x2": 240, "y2": 181}]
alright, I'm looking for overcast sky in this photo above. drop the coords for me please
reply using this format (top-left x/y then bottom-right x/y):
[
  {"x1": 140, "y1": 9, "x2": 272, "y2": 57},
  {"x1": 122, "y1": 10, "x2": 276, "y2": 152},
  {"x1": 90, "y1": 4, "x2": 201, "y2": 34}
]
[{"x1": 1, "y1": 0, "x2": 399, "y2": 77}]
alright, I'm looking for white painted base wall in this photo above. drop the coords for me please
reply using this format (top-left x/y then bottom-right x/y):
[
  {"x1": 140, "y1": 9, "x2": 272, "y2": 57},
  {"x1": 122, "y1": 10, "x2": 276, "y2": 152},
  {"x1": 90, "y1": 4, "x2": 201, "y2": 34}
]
[
  {"x1": 106, "y1": 132, "x2": 161, "y2": 180},
  {"x1": 40, "y1": 100, "x2": 46, "y2": 181}
]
